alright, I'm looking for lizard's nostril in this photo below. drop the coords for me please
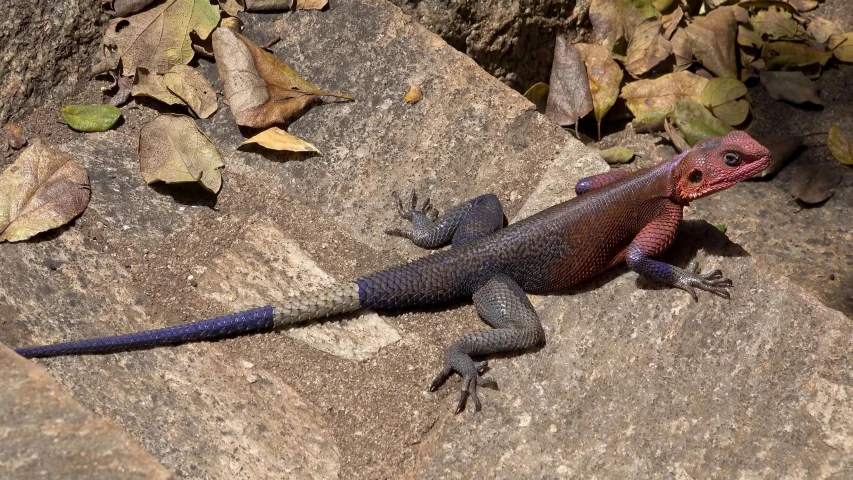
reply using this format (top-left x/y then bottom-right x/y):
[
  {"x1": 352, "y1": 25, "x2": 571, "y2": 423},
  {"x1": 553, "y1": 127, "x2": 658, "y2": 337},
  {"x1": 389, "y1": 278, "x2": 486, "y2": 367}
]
[{"x1": 688, "y1": 170, "x2": 703, "y2": 184}]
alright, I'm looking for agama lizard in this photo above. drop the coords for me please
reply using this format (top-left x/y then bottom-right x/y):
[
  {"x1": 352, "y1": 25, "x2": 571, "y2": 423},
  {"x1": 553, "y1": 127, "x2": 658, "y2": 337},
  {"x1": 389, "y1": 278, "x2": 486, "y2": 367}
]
[{"x1": 15, "y1": 131, "x2": 771, "y2": 413}]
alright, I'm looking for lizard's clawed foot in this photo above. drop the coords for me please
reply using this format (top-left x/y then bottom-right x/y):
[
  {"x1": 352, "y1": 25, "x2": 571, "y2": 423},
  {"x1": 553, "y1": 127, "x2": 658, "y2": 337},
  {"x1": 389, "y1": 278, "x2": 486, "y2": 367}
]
[
  {"x1": 675, "y1": 261, "x2": 733, "y2": 301},
  {"x1": 429, "y1": 355, "x2": 498, "y2": 414},
  {"x1": 384, "y1": 190, "x2": 439, "y2": 239}
]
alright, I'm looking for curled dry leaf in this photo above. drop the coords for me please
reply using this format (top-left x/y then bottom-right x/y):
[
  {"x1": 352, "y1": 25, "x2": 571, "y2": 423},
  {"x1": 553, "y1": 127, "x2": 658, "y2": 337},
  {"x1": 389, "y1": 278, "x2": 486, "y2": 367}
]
[
  {"x1": 749, "y1": 7, "x2": 799, "y2": 41},
  {"x1": 827, "y1": 125, "x2": 852, "y2": 166},
  {"x1": 240, "y1": 127, "x2": 321, "y2": 153},
  {"x1": 661, "y1": 7, "x2": 683, "y2": 40},
  {"x1": 0, "y1": 140, "x2": 90, "y2": 242},
  {"x1": 807, "y1": 18, "x2": 843, "y2": 45},
  {"x1": 788, "y1": 162, "x2": 842, "y2": 204},
  {"x1": 106, "y1": 0, "x2": 158, "y2": 16},
  {"x1": 670, "y1": 99, "x2": 733, "y2": 146},
  {"x1": 756, "y1": 134, "x2": 803, "y2": 177},
  {"x1": 684, "y1": 6, "x2": 738, "y2": 78},
  {"x1": 599, "y1": 146, "x2": 634, "y2": 164},
  {"x1": 404, "y1": 85, "x2": 424, "y2": 105},
  {"x1": 620, "y1": 71, "x2": 708, "y2": 128},
  {"x1": 104, "y1": 0, "x2": 220, "y2": 76},
  {"x1": 61, "y1": 105, "x2": 123, "y2": 132},
  {"x1": 760, "y1": 70, "x2": 822, "y2": 105},
  {"x1": 589, "y1": 0, "x2": 658, "y2": 54},
  {"x1": 523, "y1": 83, "x2": 549, "y2": 113},
  {"x1": 828, "y1": 33, "x2": 853, "y2": 63},
  {"x1": 625, "y1": 19, "x2": 672, "y2": 78},
  {"x1": 700, "y1": 78, "x2": 749, "y2": 126},
  {"x1": 664, "y1": 118, "x2": 690, "y2": 153},
  {"x1": 212, "y1": 28, "x2": 354, "y2": 129},
  {"x1": 762, "y1": 41, "x2": 832, "y2": 70},
  {"x1": 132, "y1": 68, "x2": 184, "y2": 106},
  {"x1": 138, "y1": 115, "x2": 224, "y2": 193},
  {"x1": 162, "y1": 65, "x2": 218, "y2": 118},
  {"x1": 574, "y1": 43, "x2": 622, "y2": 131},
  {"x1": 2, "y1": 122, "x2": 26, "y2": 150},
  {"x1": 545, "y1": 36, "x2": 593, "y2": 127}
]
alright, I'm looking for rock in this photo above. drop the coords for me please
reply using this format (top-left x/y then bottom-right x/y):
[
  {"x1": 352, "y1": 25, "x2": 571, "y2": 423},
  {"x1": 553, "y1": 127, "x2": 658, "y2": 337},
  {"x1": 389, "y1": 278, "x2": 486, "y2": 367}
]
[{"x1": 0, "y1": 344, "x2": 173, "y2": 480}]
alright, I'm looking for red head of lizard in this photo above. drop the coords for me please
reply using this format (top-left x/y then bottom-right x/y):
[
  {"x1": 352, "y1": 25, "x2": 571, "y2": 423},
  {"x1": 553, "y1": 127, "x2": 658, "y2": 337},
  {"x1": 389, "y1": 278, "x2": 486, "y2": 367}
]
[{"x1": 668, "y1": 131, "x2": 771, "y2": 205}]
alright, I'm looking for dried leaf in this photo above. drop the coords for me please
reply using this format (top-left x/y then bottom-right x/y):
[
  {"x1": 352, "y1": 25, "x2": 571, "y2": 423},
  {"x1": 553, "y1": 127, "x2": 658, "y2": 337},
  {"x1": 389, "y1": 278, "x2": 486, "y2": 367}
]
[
  {"x1": 788, "y1": 163, "x2": 842, "y2": 204},
  {"x1": 244, "y1": 0, "x2": 289, "y2": 10},
  {"x1": 650, "y1": 0, "x2": 673, "y2": 11},
  {"x1": 162, "y1": 65, "x2": 218, "y2": 118},
  {"x1": 670, "y1": 99, "x2": 734, "y2": 146},
  {"x1": 625, "y1": 19, "x2": 673, "y2": 77},
  {"x1": 293, "y1": 0, "x2": 327, "y2": 9},
  {"x1": 828, "y1": 33, "x2": 853, "y2": 63},
  {"x1": 589, "y1": 0, "x2": 659, "y2": 54},
  {"x1": 545, "y1": 36, "x2": 594, "y2": 127},
  {"x1": 575, "y1": 43, "x2": 623, "y2": 127},
  {"x1": 664, "y1": 118, "x2": 690, "y2": 152},
  {"x1": 807, "y1": 18, "x2": 843, "y2": 45},
  {"x1": 240, "y1": 127, "x2": 321, "y2": 153},
  {"x1": 661, "y1": 7, "x2": 683, "y2": 40},
  {"x1": 523, "y1": 83, "x2": 549, "y2": 113},
  {"x1": 0, "y1": 140, "x2": 90, "y2": 242},
  {"x1": 212, "y1": 28, "x2": 354, "y2": 128},
  {"x1": 600, "y1": 146, "x2": 634, "y2": 164},
  {"x1": 759, "y1": 70, "x2": 822, "y2": 105},
  {"x1": 701, "y1": 78, "x2": 749, "y2": 126},
  {"x1": 750, "y1": 7, "x2": 799, "y2": 40},
  {"x1": 670, "y1": 28, "x2": 693, "y2": 71},
  {"x1": 738, "y1": 25, "x2": 764, "y2": 48},
  {"x1": 219, "y1": 0, "x2": 245, "y2": 15},
  {"x1": 132, "y1": 68, "x2": 185, "y2": 106},
  {"x1": 620, "y1": 71, "x2": 708, "y2": 127},
  {"x1": 138, "y1": 115, "x2": 224, "y2": 193},
  {"x1": 106, "y1": 0, "x2": 158, "y2": 16},
  {"x1": 685, "y1": 6, "x2": 738, "y2": 78},
  {"x1": 786, "y1": 0, "x2": 818, "y2": 12},
  {"x1": 108, "y1": 73, "x2": 135, "y2": 107},
  {"x1": 827, "y1": 125, "x2": 853, "y2": 165},
  {"x1": 104, "y1": 0, "x2": 220, "y2": 76},
  {"x1": 737, "y1": 1, "x2": 798, "y2": 14},
  {"x1": 756, "y1": 134, "x2": 803, "y2": 177},
  {"x1": 761, "y1": 41, "x2": 832, "y2": 69},
  {"x1": 404, "y1": 85, "x2": 424, "y2": 105},
  {"x1": 2, "y1": 122, "x2": 26, "y2": 150},
  {"x1": 61, "y1": 105, "x2": 123, "y2": 132}
]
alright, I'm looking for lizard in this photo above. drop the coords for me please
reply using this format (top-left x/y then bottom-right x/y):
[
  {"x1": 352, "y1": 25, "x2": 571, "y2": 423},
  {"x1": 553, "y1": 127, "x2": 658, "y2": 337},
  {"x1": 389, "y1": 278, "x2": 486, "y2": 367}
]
[{"x1": 14, "y1": 131, "x2": 771, "y2": 413}]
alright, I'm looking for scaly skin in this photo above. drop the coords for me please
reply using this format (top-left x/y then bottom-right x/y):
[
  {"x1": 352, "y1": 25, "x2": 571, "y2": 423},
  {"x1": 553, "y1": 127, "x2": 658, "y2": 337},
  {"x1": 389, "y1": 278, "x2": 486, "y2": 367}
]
[{"x1": 14, "y1": 131, "x2": 771, "y2": 413}]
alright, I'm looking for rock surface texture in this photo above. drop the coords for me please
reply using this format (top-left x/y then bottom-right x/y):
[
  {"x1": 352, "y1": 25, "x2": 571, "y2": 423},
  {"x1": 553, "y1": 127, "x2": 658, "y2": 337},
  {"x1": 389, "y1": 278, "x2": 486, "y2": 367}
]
[{"x1": 0, "y1": 0, "x2": 850, "y2": 479}]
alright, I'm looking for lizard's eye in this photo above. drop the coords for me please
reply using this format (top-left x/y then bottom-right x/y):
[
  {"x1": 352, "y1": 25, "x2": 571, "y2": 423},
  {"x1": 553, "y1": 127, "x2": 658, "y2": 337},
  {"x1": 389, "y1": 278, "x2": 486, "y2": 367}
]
[
  {"x1": 688, "y1": 169, "x2": 703, "y2": 184},
  {"x1": 724, "y1": 152, "x2": 741, "y2": 166}
]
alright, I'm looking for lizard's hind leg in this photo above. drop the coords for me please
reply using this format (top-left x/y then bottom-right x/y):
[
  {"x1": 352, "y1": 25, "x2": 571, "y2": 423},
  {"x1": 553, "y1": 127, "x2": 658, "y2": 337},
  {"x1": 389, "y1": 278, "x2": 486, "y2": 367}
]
[
  {"x1": 385, "y1": 191, "x2": 505, "y2": 249},
  {"x1": 429, "y1": 274, "x2": 544, "y2": 413}
]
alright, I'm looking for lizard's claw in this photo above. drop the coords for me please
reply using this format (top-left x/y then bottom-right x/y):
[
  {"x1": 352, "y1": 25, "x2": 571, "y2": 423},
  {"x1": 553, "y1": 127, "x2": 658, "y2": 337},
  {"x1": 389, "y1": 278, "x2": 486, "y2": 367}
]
[
  {"x1": 385, "y1": 190, "x2": 439, "y2": 239},
  {"x1": 676, "y1": 262, "x2": 733, "y2": 301},
  {"x1": 429, "y1": 355, "x2": 497, "y2": 414}
]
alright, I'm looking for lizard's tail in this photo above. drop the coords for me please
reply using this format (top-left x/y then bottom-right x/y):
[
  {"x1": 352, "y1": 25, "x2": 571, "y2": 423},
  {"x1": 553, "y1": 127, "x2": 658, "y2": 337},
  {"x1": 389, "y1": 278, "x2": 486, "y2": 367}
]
[{"x1": 16, "y1": 283, "x2": 362, "y2": 358}]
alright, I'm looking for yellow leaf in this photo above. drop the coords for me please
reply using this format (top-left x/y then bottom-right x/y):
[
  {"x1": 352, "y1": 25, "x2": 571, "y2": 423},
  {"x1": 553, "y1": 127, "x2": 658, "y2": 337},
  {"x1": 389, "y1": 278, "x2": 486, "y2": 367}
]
[
  {"x1": 671, "y1": 99, "x2": 734, "y2": 146},
  {"x1": 620, "y1": 71, "x2": 708, "y2": 128},
  {"x1": 404, "y1": 85, "x2": 424, "y2": 105},
  {"x1": 0, "y1": 140, "x2": 90, "y2": 242},
  {"x1": 522, "y1": 83, "x2": 549, "y2": 113},
  {"x1": 701, "y1": 78, "x2": 749, "y2": 126},
  {"x1": 828, "y1": 33, "x2": 853, "y2": 63},
  {"x1": 212, "y1": 28, "x2": 354, "y2": 128},
  {"x1": 138, "y1": 115, "x2": 224, "y2": 193},
  {"x1": 104, "y1": 0, "x2": 220, "y2": 76},
  {"x1": 762, "y1": 41, "x2": 832, "y2": 69},
  {"x1": 240, "y1": 127, "x2": 321, "y2": 153},
  {"x1": 575, "y1": 43, "x2": 623, "y2": 125},
  {"x1": 827, "y1": 125, "x2": 853, "y2": 165}
]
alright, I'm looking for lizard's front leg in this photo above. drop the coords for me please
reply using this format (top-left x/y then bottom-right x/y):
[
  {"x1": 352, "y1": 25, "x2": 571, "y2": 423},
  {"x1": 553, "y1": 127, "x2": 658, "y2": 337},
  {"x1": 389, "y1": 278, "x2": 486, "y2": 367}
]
[
  {"x1": 626, "y1": 202, "x2": 733, "y2": 300},
  {"x1": 429, "y1": 274, "x2": 544, "y2": 413},
  {"x1": 385, "y1": 191, "x2": 505, "y2": 249}
]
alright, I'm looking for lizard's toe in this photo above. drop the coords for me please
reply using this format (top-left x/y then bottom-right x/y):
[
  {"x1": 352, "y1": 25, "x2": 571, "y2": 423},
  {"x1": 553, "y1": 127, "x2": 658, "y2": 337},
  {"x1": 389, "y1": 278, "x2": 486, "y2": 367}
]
[
  {"x1": 677, "y1": 263, "x2": 733, "y2": 300},
  {"x1": 430, "y1": 351, "x2": 495, "y2": 413}
]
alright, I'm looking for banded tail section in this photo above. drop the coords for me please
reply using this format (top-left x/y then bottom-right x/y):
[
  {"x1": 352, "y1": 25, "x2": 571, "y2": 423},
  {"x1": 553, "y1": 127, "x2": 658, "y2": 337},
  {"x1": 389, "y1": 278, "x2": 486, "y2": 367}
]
[{"x1": 16, "y1": 283, "x2": 364, "y2": 359}]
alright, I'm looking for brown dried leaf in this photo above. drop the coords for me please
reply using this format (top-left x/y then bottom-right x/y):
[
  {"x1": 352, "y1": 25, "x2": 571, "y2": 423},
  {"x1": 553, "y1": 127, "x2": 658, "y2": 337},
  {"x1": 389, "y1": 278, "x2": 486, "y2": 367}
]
[
  {"x1": 132, "y1": 68, "x2": 185, "y2": 105},
  {"x1": 750, "y1": 7, "x2": 799, "y2": 41},
  {"x1": 761, "y1": 41, "x2": 832, "y2": 69},
  {"x1": 807, "y1": 18, "x2": 843, "y2": 45},
  {"x1": 219, "y1": 0, "x2": 245, "y2": 15},
  {"x1": 163, "y1": 65, "x2": 218, "y2": 118},
  {"x1": 212, "y1": 28, "x2": 354, "y2": 128},
  {"x1": 589, "y1": 0, "x2": 659, "y2": 54},
  {"x1": 828, "y1": 33, "x2": 853, "y2": 63},
  {"x1": 625, "y1": 19, "x2": 672, "y2": 77},
  {"x1": 827, "y1": 125, "x2": 853, "y2": 165},
  {"x1": 104, "y1": 0, "x2": 220, "y2": 76},
  {"x1": 620, "y1": 71, "x2": 708, "y2": 127},
  {"x1": 670, "y1": 28, "x2": 693, "y2": 71},
  {"x1": 756, "y1": 134, "x2": 803, "y2": 177},
  {"x1": 661, "y1": 7, "x2": 683, "y2": 40},
  {"x1": 545, "y1": 36, "x2": 593, "y2": 127},
  {"x1": 2, "y1": 123, "x2": 26, "y2": 150},
  {"x1": 738, "y1": 25, "x2": 763, "y2": 48},
  {"x1": 138, "y1": 115, "x2": 224, "y2": 193},
  {"x1": 788, "y1": 163, "x2": 842, "y2": 204},
  {"x1": 294, "y1": 0, "x2": 327, "y2": 9},
  {"x1": 685, "y1": 6, "x2": 738, "y2": 78},
  {"x1": 664, "y1": 118, "x2": 690, "y2": 153},
  {"x1": 575, "y1": 43, "x2": 623, "y2": 126},
  {"x1": 244, "y1": 0, "x2": 290, "y2": 10},
  {"x1": 240, "y1": 127, "x2": 321, "y2": 153},
  {"x1": 106, "y1": 0, "x2": 158, "y2": 17},
  {"x1": 0, "y1": 140, "x2": 90, "y2": 242},
  {"x1": 760, "y1": 70, "x2": 822, "y2": 105},
  {"x1": 786, "y1": 0, "x2": 818, "y2": 12}
]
